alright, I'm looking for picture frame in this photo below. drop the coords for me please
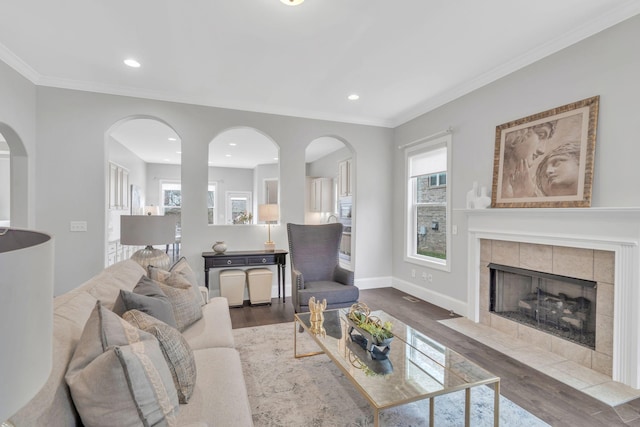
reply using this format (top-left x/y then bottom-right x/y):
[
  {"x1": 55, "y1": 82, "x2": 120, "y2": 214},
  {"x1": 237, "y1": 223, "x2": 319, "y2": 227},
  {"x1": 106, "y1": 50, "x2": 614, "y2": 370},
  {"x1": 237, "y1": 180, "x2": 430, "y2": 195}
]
[{"x1": 491, "y1": 96, "x2": 599, "y2": 208}]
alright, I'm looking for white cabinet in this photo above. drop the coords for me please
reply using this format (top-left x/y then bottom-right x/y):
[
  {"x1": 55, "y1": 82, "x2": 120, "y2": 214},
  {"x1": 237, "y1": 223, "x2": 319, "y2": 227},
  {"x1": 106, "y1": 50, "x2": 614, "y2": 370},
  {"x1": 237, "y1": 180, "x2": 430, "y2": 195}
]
[
  {"x1": 108, "y1": 162, "x2": 129, "y2": 210},
  {"x1": 338, "y1": 159, "x2": 352, "y2": 197},
  {"x1": 310, "y1": 177, "x2": 333, "y2": 212}
]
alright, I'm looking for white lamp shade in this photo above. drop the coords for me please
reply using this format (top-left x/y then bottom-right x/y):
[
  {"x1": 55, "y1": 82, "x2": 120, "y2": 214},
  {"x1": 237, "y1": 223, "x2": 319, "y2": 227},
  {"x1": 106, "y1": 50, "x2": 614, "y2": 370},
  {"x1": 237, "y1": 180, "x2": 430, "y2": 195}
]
[
  {"x1": 258, "y1": 204, "x2": 279, "y2": 223},
  {"x1": 120, "y1": 215, "x2": 177, "y2": 246},
  {"x1": 144, "y1": 206, "x2": 160, "y2": 216},
  {"x1": 0, "y1": 229, "x2": 54, "y2": 421}
]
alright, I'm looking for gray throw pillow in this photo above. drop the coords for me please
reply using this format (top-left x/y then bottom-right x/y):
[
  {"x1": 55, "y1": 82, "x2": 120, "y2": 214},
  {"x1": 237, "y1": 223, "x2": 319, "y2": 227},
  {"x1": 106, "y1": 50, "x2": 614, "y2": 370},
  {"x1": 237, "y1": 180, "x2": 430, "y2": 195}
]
[
  {"x1": 124, "y1": 309, "x2": 197, "y2": 403},
  {"x1": 65, "y1": 301, "x2": 179, "y2": 427},
  {"x1": 157, "y1": 280, "x2": 203, "y2": 331},
  {"x1": 112, "y1": 276, "x2": 178, "y2": 328},
  {"x1": 150, "y1": 257, "x2": 204, "y2": 306}
]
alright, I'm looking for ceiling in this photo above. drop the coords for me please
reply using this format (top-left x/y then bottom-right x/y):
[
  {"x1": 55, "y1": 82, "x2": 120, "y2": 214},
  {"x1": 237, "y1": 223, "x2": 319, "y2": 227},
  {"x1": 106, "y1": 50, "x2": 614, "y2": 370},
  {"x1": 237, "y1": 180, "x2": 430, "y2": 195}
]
[{"x1": 2, "y1": 1, "x2": 639, "y2": 165}]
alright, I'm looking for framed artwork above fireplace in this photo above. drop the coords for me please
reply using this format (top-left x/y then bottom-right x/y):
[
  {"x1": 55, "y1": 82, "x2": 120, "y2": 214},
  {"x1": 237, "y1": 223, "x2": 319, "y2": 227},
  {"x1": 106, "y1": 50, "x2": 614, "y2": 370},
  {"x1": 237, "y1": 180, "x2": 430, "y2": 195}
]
[{"x1": 491, "y1": 96, "x2": 599, "y2": 208}]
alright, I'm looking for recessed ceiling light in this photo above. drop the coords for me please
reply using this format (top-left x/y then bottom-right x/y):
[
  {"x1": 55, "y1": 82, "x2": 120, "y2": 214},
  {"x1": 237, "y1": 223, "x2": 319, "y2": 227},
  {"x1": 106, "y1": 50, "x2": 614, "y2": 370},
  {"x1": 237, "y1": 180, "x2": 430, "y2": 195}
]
[
  {"x1": 168, "y1": 137, "x2": 177, "y2": 141},
  {"x1": 348, "y1": 94, "x2": 360, "y2": 101},
  {"x1": 176, "y1": 151, "x2": 182, "y2": 154},
  {"x1": 124, "y1": 58, "x2": 141, "y2": 68},
  {"x1": 163, "y1": 158, "x2": 170, "y2": 162},
  {"x1": 280, "y1": 0, "x2": 304, "y2": 5},
  {"x1": 225, "y1": 154, "x2": 232, "y2": 157},
  {"x1": 229, "y1": 143, "x2": 237, "y2": 146}
]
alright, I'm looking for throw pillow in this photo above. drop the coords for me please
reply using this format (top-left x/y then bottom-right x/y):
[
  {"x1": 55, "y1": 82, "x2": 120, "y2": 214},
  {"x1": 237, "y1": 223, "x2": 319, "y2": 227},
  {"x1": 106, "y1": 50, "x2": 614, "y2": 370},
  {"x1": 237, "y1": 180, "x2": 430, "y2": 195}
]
[
  {"x1": 112, "y1": 275, "x2": 178, "y2": 329},
  {"x1": 123, "y1": 309, "x2": 197, "y2": 403},
  {"x1": 157, "y1": 280, "x2": 203, "y2": 331},
  {"x1": 65, "y1": 301, "x2": 179, "y2": 427},
  {"x1": 150, "y1": 257, "x2": 204, "y2": 306}
]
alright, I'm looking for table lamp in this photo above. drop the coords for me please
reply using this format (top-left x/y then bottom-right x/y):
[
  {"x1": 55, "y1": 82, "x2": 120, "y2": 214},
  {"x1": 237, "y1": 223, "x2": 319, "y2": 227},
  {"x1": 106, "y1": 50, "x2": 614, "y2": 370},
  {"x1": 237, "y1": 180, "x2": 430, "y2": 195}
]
[
  {"x1": 258, "y1": 204, "x2": 279, "y2": 251},
  {"x1": 0, "y1": 228, "x2": 54, "y2": 425},
  {"x1": 120, "y1": 215, "x2": 177, "y2": 270},
  {"x1": 144, "y1": 205, "x2": 160, "y2": 216}
]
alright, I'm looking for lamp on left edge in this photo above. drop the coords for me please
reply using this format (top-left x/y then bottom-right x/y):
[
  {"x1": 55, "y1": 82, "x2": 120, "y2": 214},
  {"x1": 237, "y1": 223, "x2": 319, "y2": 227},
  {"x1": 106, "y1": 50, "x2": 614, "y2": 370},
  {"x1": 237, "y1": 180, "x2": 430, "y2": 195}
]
[
  {"x1": 0, "y1": 228, "x2": 54, "y2": 425},
  {"x1": 120, "y1": 215, "x2": 177, "y2": 270}
]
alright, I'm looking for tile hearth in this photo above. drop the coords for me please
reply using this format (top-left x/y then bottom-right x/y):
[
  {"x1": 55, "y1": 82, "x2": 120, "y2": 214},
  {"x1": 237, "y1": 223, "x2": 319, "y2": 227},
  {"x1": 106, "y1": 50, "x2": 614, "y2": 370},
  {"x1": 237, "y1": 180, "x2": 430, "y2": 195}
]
[{"x1": 439, "y1": 317, "x2": 640, "y2": 407}]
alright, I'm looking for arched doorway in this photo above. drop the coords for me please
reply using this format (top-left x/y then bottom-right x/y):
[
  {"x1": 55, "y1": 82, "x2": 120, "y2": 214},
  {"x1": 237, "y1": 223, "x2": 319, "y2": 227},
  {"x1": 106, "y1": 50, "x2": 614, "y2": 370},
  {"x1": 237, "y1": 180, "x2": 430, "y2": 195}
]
[
  {"x1": 208, "y1": 127, "x2": 279, "y2": 225},
  {"x1": 305, "y1": 136, "x2": 355, "y2": 267},
  {"x1": 0, "y1": 123, "x2": 29, "y2": 228},
  {"x1": 105, "y1": 117, "x2": 181, "y2": 266}
]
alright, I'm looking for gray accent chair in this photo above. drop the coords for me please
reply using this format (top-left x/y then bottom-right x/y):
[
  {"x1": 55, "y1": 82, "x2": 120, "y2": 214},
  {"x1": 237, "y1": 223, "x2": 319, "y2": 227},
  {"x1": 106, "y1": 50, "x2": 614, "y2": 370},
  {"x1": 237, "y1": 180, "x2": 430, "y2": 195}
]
[{"x1": 287, "y1": 223, "x2": 359, "y2": 313}]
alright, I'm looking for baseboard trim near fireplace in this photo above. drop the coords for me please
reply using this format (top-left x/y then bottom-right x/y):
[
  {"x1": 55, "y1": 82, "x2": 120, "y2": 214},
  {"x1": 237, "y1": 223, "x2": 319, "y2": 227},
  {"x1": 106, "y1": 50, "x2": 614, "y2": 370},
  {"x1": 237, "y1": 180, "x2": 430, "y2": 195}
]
[
  {"x1": 439, "y1": 316, "x2": 640, "y2": 407},
  {"x1": 392, "y1": 278, "x2": 467, "y2": 317}
]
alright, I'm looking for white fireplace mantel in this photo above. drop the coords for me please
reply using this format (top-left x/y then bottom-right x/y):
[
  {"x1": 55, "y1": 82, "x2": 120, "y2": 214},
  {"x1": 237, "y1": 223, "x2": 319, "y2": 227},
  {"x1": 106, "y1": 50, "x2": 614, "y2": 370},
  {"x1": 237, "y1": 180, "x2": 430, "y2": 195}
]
[{"x1": 464, "y1": 207, "x2": 640, "y2": 388}]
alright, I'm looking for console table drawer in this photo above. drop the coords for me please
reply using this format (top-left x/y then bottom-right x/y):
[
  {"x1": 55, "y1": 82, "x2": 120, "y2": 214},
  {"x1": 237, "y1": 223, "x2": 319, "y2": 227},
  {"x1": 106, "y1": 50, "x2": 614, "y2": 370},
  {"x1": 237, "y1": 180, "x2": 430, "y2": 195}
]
[
  {"x1": 209, "y1": 258, "x2": 247, "y2": 267},
  {"x1": 248, "y1": 256, "x2": 275, "y2": 265}
]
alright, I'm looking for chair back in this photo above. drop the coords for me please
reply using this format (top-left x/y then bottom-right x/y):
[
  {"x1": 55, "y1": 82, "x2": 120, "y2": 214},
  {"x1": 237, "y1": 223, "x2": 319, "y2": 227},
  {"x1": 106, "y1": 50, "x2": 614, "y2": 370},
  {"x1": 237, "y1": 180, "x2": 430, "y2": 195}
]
[{"x1": 287, "y1": 223, "x2": 343, "y2": 282}]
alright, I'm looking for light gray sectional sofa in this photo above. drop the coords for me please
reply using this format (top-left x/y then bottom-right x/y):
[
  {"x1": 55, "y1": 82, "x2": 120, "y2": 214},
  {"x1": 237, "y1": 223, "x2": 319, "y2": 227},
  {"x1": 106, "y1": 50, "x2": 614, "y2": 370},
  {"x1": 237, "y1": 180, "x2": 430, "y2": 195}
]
[{"x1": 9, "y1": 259, "x2": 254, "y2": 426}]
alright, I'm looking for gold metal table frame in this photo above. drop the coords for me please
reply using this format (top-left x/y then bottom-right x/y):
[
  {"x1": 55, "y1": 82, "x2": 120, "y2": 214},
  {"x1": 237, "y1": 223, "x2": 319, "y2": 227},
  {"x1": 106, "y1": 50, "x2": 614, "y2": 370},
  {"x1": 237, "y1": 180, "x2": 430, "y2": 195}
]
[{"x1": 294, "y1": 309, "x2": 500, "y2": 427}]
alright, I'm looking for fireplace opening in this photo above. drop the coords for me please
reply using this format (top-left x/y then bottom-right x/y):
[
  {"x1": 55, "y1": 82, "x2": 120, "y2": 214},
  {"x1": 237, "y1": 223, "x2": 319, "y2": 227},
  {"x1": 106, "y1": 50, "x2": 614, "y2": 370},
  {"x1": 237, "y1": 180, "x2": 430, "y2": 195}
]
[{"x1": 489, "y1": 263, "x2": 597, "y2": 350}]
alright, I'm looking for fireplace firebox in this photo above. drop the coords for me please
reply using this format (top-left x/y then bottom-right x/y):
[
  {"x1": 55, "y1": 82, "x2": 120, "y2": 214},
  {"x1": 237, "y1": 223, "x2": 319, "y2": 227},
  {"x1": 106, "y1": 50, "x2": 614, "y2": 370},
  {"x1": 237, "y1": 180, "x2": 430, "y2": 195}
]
[{"x1": 489, "y1": 263, "x2": 597, "y2": 350}]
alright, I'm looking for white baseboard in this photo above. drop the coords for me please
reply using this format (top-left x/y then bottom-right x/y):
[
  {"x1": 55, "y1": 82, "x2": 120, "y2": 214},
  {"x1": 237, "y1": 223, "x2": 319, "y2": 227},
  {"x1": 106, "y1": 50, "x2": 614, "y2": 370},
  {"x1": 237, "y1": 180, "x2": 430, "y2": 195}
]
[
  {"x1": 355, "y1": 276, "x2": 393, "y2": 290},
  {"x1": 391, "y1": 278, "x2": 468, "y2": 317}
]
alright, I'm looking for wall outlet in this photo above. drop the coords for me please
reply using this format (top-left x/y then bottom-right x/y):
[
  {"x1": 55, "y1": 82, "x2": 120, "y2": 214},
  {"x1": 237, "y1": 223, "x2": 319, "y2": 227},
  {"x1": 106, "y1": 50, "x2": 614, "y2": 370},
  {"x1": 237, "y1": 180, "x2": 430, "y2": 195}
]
[
  {"x1": 421, "y1": 272, "x2": 428, "y2": 281},
  {"x1": 452, "y1": 225, "x2": 458, "y2": 235},
  {"x1": 70, "y1": 221, "x2": 87, "y2": 232},
  {"x1": 411, "y1": 269, "x2": 416, "y2": 278},
  {"x1": 428, "y1": 274, "x2": 433, "y2": 282}
]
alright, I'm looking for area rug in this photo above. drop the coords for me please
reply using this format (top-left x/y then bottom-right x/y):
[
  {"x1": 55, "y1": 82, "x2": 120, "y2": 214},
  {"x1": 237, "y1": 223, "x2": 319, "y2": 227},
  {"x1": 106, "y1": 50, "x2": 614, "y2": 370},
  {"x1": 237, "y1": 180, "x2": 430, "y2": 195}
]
[{"x1": 233, "y1": 322, "x2": 550, "y2": 426}]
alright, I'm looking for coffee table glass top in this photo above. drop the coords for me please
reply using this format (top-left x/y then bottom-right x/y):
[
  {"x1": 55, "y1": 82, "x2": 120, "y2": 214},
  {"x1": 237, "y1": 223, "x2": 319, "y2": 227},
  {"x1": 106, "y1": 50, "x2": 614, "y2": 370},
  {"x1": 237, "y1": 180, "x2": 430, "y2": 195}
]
[{"x1": 294, "y1": 308, "x2": 499, "y2": 410}]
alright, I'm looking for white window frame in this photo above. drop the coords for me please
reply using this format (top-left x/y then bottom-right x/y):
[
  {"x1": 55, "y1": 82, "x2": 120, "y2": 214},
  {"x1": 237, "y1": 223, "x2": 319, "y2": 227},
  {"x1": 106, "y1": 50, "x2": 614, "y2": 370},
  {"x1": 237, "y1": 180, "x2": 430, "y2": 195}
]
[
  {"x1": 225, "y1": 191, "x2": 253, "y2": 224},
  {"x1": 160, "y1": 181, "x2": 181, "y2": 214},
  {"x1": 404, "y1": 134, "x2": 452, "y2": 272}
]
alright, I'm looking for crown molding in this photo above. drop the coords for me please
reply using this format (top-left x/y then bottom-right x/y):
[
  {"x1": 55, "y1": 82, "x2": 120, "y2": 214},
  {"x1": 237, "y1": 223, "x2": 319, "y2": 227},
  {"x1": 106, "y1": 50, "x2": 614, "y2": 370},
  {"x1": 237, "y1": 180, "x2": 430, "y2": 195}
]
[
  {"x1": 0, "y1": 42, "x2": 40, "y2": 84},
  {"x1": 390, "y1": 1, "x2": 640, "y2": 127}
]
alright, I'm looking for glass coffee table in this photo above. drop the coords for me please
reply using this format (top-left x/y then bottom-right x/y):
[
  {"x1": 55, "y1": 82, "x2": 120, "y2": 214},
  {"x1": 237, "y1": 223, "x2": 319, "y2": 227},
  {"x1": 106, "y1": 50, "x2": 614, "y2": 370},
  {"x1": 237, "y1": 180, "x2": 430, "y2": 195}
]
[{"x1": 294, "y1": 308, "x2": 500, "y2": 427}]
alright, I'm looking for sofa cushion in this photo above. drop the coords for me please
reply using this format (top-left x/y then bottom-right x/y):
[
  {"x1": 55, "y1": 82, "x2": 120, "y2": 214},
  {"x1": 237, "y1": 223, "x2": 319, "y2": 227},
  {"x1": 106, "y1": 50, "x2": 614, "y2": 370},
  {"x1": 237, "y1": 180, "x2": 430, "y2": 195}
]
[
  {"x1": 150, "y1": 257, "x2": 204, "y2": 306},
  {"x1": 124, "y1": 309, "x2": 197, "y2": 403},
  {"x1": 182, "y1": 297, "x2": 235, "y2": 350},
  {"x1": 112, "y1": 275, "x2": 178, "y2": 328},
  {"x1": 157, "y1": 280, "x2": 203, "y2": 331},
  {"x1": 176, "y1": 347, "x2": 253, "y2": 427},
  {"x1": 65, "y1": 301, "x2": 179, "y2": 427}
]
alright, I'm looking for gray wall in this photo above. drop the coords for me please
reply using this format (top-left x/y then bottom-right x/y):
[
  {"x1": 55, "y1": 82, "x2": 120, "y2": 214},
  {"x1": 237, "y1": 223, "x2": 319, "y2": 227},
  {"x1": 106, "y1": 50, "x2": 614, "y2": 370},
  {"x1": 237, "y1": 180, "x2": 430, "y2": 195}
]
[
  {"x1": 30, "y1": 87, "x2": 393, "y2": 294},
  {"x1": 0, "y1": 59, "x2": 36, "y2": 228},
  {"x1": 0, "y1": 156, "x2": 9, "y2": 220},
  {"x1": 392, "y1": 15, "x2": 640, "y2": 305}
]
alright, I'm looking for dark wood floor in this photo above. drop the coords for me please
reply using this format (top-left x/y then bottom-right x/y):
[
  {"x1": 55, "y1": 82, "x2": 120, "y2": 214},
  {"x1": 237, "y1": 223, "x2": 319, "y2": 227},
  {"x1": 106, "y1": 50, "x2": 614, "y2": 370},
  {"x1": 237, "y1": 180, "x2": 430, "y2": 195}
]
[{"x1": 229, "y1": 288, "x2": 640, "y2": 426}]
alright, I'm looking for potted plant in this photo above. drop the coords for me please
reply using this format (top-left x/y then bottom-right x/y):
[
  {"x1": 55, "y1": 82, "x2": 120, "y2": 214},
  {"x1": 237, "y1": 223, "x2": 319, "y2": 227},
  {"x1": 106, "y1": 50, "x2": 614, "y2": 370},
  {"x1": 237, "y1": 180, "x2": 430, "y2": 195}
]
[{"x1": 346, "y1": 303, "x2": 393, "y2": 356}]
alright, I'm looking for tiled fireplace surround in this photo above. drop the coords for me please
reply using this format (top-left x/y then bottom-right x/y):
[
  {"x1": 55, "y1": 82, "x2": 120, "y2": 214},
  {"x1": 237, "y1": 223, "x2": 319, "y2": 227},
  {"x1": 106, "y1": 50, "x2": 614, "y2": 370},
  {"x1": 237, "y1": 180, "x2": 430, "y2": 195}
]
[
  {"x1": 465, "y1": 208, "x2": 640, "y2": 390},
  {"x1": 478, "y1": 239, "x2": 614, "y2": 376}
]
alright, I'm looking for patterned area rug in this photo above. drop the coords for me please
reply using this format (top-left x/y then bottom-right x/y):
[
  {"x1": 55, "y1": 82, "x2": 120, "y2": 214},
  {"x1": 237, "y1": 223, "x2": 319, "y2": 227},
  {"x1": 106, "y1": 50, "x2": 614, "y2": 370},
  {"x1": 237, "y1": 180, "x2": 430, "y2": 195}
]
[{"x1": 233, "y1": 322, "x2": 550, "y2": 427}]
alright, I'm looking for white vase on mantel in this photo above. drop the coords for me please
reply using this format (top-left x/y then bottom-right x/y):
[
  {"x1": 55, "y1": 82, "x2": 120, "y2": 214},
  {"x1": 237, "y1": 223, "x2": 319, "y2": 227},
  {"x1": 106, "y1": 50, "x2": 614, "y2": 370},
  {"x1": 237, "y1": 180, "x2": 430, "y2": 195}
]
[
  {"x1": 475, "y1": 186, "x2": 491, "y2": 209},
  {"x1": 212, "y1": 241, "x2": 227, "y2": 253}
]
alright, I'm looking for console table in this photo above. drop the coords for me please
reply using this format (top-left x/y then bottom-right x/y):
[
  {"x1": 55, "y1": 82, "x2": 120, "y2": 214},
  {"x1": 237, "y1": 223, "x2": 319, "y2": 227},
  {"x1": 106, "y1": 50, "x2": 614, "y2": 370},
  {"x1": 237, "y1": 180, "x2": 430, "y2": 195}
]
[{"x1": 202, "y1": 250, "x2": 288, "y2": 302}]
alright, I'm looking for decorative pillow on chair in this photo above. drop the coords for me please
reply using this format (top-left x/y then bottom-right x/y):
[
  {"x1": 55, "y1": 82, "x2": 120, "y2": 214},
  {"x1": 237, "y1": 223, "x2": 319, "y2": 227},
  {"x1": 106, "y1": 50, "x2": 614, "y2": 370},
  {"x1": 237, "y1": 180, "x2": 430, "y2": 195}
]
[
  {"x1": 157, "y1": 279, "x2": 203, "y2": 331},
  {"x1": 123, "y1": 309, "x2": 197, "y2": 403},
  {"x1": 150, "y1": 257, "x2": 204, "y2": 306},
  {"x1": 65, "y1": 301, "x2": 179, "y2": 427},
  {"x1": 112, "y1": 275, "x2": 178, "y2": 329}
]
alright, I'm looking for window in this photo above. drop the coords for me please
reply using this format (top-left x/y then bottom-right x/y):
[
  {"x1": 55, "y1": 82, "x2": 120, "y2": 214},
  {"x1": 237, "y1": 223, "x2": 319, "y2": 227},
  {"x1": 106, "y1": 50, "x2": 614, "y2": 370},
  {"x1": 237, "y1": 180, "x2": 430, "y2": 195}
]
[
  {"x1": 225, "y1": 191, "x2": 253, "y2": 224},
  {"x1": 161, "y1": 181, "x2": 181, "y2": 231},
  {"x1": 207, "y1": 183, "x2": 216, "y2": 225},
  {"x1": 405, "y1": 134, "x2": 451, "y2": 271}
]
